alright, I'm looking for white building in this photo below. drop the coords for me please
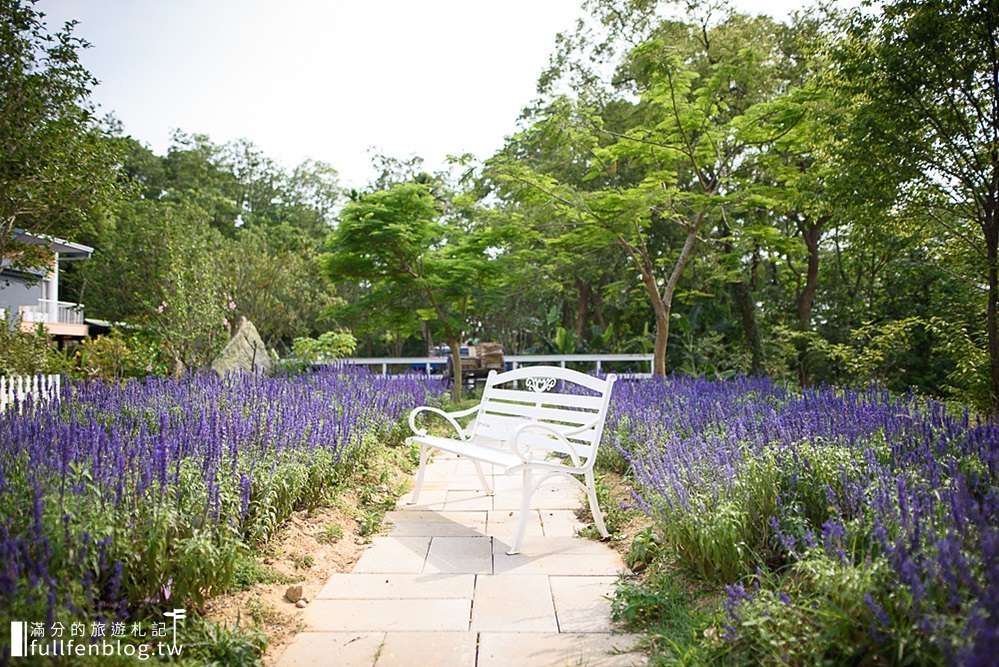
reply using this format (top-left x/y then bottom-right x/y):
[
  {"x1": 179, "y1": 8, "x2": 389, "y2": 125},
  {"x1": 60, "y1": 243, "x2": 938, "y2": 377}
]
[{"x1": 0, "y1": 231, "x2": 92, "y2": 339}]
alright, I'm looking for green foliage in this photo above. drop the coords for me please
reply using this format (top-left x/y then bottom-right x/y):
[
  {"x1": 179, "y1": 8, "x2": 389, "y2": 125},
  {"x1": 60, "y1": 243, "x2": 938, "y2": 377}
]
[
  {"x1": 289, "y1": 552, "x2": 315, "y2": 570},
  {"x1": 231, "y1": 555, "x2": 296, "y2": 591},
  {"x1": 0, "y1": 317, "x2": 48, "y2": 375},
  {"x1": 830, "y1": 317, "x2": 991, "y2": 414},
  {"x1": 839, "y1": 0, "x2": 999, "y2": 411},
  {"x1": 82, "y1": 200, "x2": 231, "y2": 372},
  {"x1": 1, "y1": 376, "x2": 425, "y2": 667},
  {"x1": 316, "y1": 523, "x2": 344, "y2": 544},
  {"x1": 577, "y1": 473, "x2": 635, "y2": 538},
  {"x1": 291, "y1": 330, "x2": 357, "y2": 367},
  {"x1": 223, "y1": 227, "x2": 341, "y2": 353},
  {"x1": 74, "y1": 134, "x2": 344, "y2": 365},
  {"x1": 0, "y1": 0, "x2": 126, "y2": 270},
  {"x1": 182, "y1": 619, "x2": 267, "y2": 667},
  {"x1": 323, "y1": 179, "x2": 508, "y2": 399},
  {"x1": 624, "y1": 526, "x2": 662, "y2": 571},
  {"x1": 611, "y1": 568, "x2": 707, "y2": 658},
  {"x1": 633, "y1": 437, "x2": 875, "y2": 582},
  {"x1": 718, "y1": 554, "x2": 931, "y2": 666},
  {"x1": 74, "y1": 329, "x2": 170, "y2": 381}
]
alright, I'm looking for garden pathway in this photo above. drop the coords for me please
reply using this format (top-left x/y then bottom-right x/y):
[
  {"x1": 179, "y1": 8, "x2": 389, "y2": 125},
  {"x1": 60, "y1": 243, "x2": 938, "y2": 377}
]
[{"x1": 276, "y1": 452, "x2": 646, "y2": 666}]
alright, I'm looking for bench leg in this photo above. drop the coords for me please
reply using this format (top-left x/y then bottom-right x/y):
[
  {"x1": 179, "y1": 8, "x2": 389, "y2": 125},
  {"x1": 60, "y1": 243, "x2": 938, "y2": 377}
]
[
  {"x1": 507, "y1": 469, "x2": 533, "y2": 555},
  {"x1": 471, "y1": 459, "x2": 493, "y2": 495},
  {"x1": 584, "y1": 469, "x2": 610, "y2": 539},
  {"x1": 409, "y1": 443, "x2": 432, "y2": 505}
]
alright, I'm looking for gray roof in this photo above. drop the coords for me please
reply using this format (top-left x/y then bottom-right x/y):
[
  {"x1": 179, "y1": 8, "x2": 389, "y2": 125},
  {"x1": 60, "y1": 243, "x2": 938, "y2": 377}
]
[{"x1": 14, "y1": 230, "x2": 94, "y2": 260}]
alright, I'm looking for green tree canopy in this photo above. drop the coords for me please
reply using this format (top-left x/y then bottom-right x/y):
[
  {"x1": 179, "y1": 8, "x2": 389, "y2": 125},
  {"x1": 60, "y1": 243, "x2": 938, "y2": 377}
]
[
  {"x1": 0, "y1": 0, "x2": 125, "y2": 270},
  {"x1": 323, "y1": 180, "x2": 505, "y2": 399}
]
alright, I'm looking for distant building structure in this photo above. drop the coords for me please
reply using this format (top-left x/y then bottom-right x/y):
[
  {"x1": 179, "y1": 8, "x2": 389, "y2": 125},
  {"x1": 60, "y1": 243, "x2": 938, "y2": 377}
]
[{"x1": 0, "y1": 231, "x2": 92, "y2": 339}]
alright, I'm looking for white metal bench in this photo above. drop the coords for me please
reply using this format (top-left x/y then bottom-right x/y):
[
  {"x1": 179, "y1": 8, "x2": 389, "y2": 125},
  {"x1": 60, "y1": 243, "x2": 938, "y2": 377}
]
[{"x1": 406, "y1": 366, "x2": 618, "y2": 554}]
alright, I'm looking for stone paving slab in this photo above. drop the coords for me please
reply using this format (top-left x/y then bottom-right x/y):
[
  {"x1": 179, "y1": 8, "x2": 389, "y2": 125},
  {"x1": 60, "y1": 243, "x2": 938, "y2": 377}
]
[
  {"x1": 303, "y1": 598, "x2": 471, "y2": 632},
  {"x1": 443, "y1": 490, "x2": 495, "y2": 511},
  {"x1": 484, "y1": 509, "x2": 544, "y2": 541},
  {"x1": 317, "y1": 573, "x2": 475, "y2": 600},
  {"x1": 386, "y1": 510, "x2": 488, "y2": 526},
  {"x1": 477, "y1": 632, "x2": 647, "y2": 667},
  {"x1": 471, "y1": 574, "x2": 558, "y2": 632},
  {"x1": 278, "y1": 632, "x2": 383, "y2": 667},
  {"x1": 493, "y1": 550, "x2": 625, "y2": 576},
  {"x1": 395, "y1": 488, "x2": 448, "y2": 510},
  {"x1": 492, "y1": 486, "x2": 583, "y2": 511},
  {"x1": 540, "y1": 509, "x2": 586, "y2": 537},
  {"x1": 550, "y1": 575, "x2": 618, "y2": 633},
  {"x1": 376, "y1": 632, "x2": 478, "y2": 667},
  {"x1": 352, "y1": 536, "x2": 431, "y2": 574},
  {"x1": 512, "y1": 536, "x2": 619, "y2": 556},
  {"x1": 424, "y1": 537, "x2": 493, "y2": 574}
]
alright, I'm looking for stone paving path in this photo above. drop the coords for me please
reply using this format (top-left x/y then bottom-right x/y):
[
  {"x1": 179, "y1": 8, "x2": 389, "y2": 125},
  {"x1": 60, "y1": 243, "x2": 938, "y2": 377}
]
[{"x1": 276, "y1": 452, "x2": 646, "y2": 667}]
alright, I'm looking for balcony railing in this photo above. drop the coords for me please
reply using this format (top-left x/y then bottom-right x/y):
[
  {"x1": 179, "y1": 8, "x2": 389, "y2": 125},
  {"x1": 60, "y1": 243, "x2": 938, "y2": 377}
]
[{"x1": 19, "y1": 299, "x2": 85, "y2": 325}]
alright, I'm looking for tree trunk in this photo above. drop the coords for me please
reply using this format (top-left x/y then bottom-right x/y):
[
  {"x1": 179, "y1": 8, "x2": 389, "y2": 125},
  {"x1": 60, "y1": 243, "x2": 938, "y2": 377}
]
[
  {"x1": 593, "y1": 276, "x2": 607, "y2": 328},
  {"x1": 652, "y1": 308, "x2": 669, "y2": 377},
  {"x1": 625, "y1": 220, "x2": 700, "y2": 378},
  {"x1": 719, "y1": 215, "x2": 763, "y2": 374},
  {"x1": 732, "y1": 280, "x2": 763, "y2": 374},
  {"x1": 574, "y1": 278, "x2": 591, "y2": 340},
  {"x1": 448, "y1": 336, "x2": 463, "y2": 402},
  {"x1": 795, "y1": 216, "x2": 827, "y2": 328},
  {"x1": 421, "y1": 321, "x2": 433, "y2": 356},
  {"x1": 794, "y1": 215, "x2": 827, "y2": 387},
  {"x1": 632, "y1": 248, "x2": 670, "y2": 378},
  {"x1": 986, "y1": 214, "x2": 999, "y2": 416}
]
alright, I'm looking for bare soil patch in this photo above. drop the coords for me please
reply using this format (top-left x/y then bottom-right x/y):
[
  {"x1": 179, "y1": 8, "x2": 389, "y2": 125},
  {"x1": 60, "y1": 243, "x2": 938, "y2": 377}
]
[{"x1": 204, "y1": 474, "x2": 411, "y2": 664}]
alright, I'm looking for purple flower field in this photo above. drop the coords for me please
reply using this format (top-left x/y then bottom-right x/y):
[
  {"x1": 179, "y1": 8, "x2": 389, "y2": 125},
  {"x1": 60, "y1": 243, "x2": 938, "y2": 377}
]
[
  {"x1": 0, "y1": 367, "x2": 443, "y2": 641},
  {"x1": 2, "y1": 369, "x2": 995, "y2": 663},
  {"x1": 608, "y1": 376, "x2": 998, "y2": 664}
]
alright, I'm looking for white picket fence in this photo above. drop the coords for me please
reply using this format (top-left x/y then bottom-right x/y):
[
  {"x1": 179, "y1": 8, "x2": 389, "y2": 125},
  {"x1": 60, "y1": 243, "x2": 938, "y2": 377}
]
[{"x1": 0, "y1": 374, "x2": 62, "y2": 412}]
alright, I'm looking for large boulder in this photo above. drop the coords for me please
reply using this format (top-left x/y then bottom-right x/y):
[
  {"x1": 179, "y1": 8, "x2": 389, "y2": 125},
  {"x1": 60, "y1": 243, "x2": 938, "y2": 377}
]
[{"x1": 211, "y1": 318, "x2": 273, "y2": 376}]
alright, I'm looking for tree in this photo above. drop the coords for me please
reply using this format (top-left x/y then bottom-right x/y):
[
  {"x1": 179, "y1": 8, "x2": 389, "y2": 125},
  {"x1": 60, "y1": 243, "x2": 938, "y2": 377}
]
[
  {"x1": 222, "y1": 227, "x2": 338, "y2": 352},
  {"x1": 0, "y1": 0, "x2": 124, "y2": 270},
  {"x1": 495, "y1": 13, "x2": 802, "y2": 377},
  {"x1": 323, "y1": 181, "x2": 503, "y2": 400},
  {"x1": 82, "y1": 200, "x2": 230, "y2": 372},
  {"x1": 75, "y1": 132, "x2": 343, "y2": 356},
  {"x1": 841, "y1": 0, "x2": 999, "y2": 412}
]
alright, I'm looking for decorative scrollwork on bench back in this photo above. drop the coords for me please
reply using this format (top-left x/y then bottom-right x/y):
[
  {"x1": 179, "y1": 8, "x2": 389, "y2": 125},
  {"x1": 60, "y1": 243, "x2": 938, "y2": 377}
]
[{"x1": 525, "y1": 376, "x2": 557, "y2": 393}]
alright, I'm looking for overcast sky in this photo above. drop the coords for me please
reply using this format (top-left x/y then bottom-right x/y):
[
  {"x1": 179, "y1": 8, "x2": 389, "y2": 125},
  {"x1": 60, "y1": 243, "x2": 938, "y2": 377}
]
[{"x1": 38, "y1": 0, "x2": 830, "y2": 189}]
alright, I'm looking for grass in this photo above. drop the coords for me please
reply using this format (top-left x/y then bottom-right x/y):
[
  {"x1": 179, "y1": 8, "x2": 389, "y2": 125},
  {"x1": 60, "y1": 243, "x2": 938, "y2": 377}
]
[
  {"x1": 289, "y1": 552, "x2": 315, "y2": 570},
  {"x1": 231, "y1": 554, "x2": 301, "y2": 590},
  {"x1": 317, "y1": 523, "x2": 344, "y2": 544}
]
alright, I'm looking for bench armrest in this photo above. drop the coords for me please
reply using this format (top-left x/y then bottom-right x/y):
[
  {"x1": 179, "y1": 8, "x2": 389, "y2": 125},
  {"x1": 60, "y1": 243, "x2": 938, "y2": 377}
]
[
  {"x1": 408, "y1": 404, "x2": 480, "y2": 440},
  {"x1": 510, "y1": 419, "x2": 600, "y2": 469}
]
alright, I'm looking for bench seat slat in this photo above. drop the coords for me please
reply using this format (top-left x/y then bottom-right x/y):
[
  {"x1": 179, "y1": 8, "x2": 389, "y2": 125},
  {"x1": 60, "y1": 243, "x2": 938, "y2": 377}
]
[
  {"x1": 408, "y1": 434, "x2": 524, "y2": 469},
  {"x1": 479, "y1": 399, "x2": 597, "y2": 425},
  {"x1": 472, "y1": 415, "x2": 597, "y2": 442},
  {"x1": 487, "y1": 388, "x2": 605, "y2": 410},
  {"x1": 471, "y1": 422, "x2": 596, "y2": 457}
]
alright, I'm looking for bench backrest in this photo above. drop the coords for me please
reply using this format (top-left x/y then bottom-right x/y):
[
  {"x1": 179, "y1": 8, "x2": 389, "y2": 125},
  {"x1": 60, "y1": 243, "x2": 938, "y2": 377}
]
[{"x1": 468, "y1": 366, "x2": 617, "y2": 467}]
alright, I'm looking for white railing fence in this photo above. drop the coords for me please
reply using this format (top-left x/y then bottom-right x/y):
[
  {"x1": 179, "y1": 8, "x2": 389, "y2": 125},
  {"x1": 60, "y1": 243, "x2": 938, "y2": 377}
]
[
  {"x1": 18, "y1": 300, "x2": 85, "y2": 325},
  {"x1": 0, "y1": 374, "x2": 62, "y2": 412},
  {"x1": 343, "y1": 353, "x2": 655, "y2": 378}
]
